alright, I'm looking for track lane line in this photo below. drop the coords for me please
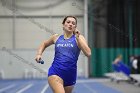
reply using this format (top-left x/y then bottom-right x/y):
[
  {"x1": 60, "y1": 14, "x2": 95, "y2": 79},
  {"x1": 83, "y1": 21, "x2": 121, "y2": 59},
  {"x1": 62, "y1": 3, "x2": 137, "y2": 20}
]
[
  {"x1": 41, "y1": 83, "x2": 49, "y2": 93},
  {"x1": 16, "y1": 83, "x2": 33, "y2": 93},
  {"x1": 0, "y1": 84, "x2": 16, "y2": 92}
]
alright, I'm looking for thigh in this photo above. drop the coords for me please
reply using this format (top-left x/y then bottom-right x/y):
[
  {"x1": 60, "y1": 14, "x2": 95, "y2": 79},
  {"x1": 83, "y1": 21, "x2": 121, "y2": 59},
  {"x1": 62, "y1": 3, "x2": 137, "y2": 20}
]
[
  {"x1": 64, "y1": 85, "x2": 74, "y2": 93},
  {"x1": 48, "y1": 75, "x2": 65, "y2": 93}
]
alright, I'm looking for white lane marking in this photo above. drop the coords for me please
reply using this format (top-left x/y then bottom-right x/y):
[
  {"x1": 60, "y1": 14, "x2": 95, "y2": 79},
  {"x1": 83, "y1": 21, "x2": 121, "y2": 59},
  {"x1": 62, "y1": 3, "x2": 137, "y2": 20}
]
[
  {"x1": 77, "y1": 79, "x2": 109, "y2": 83},
  {"x1": 82, "y1": 83, "x2": 97, "y2": 93},
  {"x1": 0, "y1": 84, "x2": 16, "y2": 92},
  {"x1": 16, "y1": 83, "x2": 33, "y2": 93},
  {"x1": 41, "y1": 84, "x2": 49, "y2": 93}
]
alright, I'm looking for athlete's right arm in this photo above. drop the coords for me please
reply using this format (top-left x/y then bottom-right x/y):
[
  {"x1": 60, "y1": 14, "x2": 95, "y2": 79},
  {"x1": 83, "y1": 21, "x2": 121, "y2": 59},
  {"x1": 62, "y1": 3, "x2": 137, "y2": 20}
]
[{"x1": 35, "y1": 34, "x2": 59, "y2": 62}]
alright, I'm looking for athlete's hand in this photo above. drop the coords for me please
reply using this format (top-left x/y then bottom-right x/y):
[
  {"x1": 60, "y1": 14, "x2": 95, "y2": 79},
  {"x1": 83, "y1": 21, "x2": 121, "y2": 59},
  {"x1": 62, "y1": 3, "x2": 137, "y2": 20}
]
[
  {"x1": 35, "y1": 54, "x2": 42, "y2": 63},
  {"x1": 74, "y1": 29, "x2": 80, "y2": 38}
]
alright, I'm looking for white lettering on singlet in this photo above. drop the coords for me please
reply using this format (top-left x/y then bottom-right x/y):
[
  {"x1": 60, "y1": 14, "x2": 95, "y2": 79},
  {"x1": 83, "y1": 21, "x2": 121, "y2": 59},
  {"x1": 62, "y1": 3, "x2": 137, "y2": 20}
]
[{"x1": 57, "y1": 43, "x2": 74, "y2": 47}]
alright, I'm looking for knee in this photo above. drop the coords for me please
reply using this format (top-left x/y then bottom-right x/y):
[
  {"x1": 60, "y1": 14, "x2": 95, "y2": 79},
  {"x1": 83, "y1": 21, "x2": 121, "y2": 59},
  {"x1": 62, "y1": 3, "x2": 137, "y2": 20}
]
[{"x1": 54, "y1": 90, "x2": 65, "y2": 93}]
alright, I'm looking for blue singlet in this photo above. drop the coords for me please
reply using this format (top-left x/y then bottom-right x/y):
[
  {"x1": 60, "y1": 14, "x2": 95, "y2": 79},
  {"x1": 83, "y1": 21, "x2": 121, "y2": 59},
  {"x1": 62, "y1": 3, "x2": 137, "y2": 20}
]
[{"x1": 48, "y1": 34, "x2": 80, "y2": 86}]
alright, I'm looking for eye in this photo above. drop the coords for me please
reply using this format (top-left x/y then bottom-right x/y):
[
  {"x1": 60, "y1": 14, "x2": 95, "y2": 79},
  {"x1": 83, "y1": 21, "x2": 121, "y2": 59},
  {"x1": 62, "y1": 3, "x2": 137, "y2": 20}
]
[
  {"x1": 72, "y1": 22, "x2": 76, "y2": 25},
  {"x1": 66, "y1": 21, "x2": 70, "y2": 23}
]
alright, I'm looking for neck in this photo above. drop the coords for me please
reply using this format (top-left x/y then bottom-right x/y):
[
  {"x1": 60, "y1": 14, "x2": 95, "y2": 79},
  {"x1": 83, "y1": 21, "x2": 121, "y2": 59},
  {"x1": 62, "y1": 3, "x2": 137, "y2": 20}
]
[{"x1": 64, "y1": 32, "x2": 73, "y2": 39}]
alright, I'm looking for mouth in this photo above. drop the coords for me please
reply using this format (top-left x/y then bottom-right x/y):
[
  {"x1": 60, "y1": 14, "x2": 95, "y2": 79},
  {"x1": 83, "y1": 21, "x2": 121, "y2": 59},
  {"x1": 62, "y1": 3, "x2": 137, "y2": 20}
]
[{"x1": 68, "y1": 27, "x2": 72, "y2": 30}]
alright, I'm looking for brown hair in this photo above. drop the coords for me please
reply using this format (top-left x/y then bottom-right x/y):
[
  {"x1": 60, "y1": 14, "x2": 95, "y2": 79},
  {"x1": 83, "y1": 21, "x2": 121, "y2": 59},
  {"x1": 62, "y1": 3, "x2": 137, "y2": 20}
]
[
  {"x1": 117, "y1": 55, "x2": 122, "y2": 59},
  {"x1": 62, "y1": 16, "x2": 77, "y2": 25}
]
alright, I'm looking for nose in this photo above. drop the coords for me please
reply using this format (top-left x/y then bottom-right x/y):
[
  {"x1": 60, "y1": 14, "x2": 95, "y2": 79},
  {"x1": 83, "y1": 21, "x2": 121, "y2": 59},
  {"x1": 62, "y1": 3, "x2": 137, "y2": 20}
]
[
  {"x1": 69, "y1": 23, "x2": 73, "y2": 26},
  {"x1": 69, "y1": 24, "x2": 72, "y2": 27}
]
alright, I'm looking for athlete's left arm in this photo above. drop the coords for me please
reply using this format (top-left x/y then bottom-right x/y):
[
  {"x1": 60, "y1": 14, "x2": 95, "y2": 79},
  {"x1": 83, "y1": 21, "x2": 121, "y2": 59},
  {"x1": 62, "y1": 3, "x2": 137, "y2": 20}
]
[{"x1": 75, "y1": 30, "x2": 91, "y2": 57}]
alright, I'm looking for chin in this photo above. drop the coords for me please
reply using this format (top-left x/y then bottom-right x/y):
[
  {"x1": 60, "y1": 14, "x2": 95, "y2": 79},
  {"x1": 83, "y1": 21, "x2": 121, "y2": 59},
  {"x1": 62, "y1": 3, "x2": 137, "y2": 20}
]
[{"x1": 66, "y1": 29, "x2": 73, "y2": 32}]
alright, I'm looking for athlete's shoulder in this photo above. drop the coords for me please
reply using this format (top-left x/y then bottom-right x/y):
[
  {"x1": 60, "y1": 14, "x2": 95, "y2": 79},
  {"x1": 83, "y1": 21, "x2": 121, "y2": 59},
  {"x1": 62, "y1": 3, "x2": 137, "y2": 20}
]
[
  {"x1": 52, "y1": 34, "x2": 59, "y2": 38},
  {"x1": 52, "y1": 34, "x2": 61, "y2": 43}
]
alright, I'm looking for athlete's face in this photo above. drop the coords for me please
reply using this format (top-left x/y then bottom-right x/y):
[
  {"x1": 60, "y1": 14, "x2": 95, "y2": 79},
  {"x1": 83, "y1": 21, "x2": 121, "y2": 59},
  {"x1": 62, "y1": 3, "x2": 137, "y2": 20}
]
[{"x1": 63, "y1": 17, "x2": 77, "y2": 33}]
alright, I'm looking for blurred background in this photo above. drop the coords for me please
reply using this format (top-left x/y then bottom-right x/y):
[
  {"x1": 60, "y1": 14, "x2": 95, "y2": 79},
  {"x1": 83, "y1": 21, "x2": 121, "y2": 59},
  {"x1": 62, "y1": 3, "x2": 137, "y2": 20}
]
[
  {"x1": 0, "y1": 0, "x2": 140, "y2": 79},
  {"x1": 0, "y1": 0, "x2": 140, "y2": 93}
]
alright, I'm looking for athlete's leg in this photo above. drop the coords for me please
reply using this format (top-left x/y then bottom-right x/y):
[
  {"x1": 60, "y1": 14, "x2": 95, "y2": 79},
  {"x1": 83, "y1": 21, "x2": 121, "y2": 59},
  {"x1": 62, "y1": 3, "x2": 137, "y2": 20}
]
[
  {"x1": 64, "y1": 85, "x2": 74, "y2": 93},
  {"x1": 48, "y1": 75, "x2": 65, "y2": 93}
]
